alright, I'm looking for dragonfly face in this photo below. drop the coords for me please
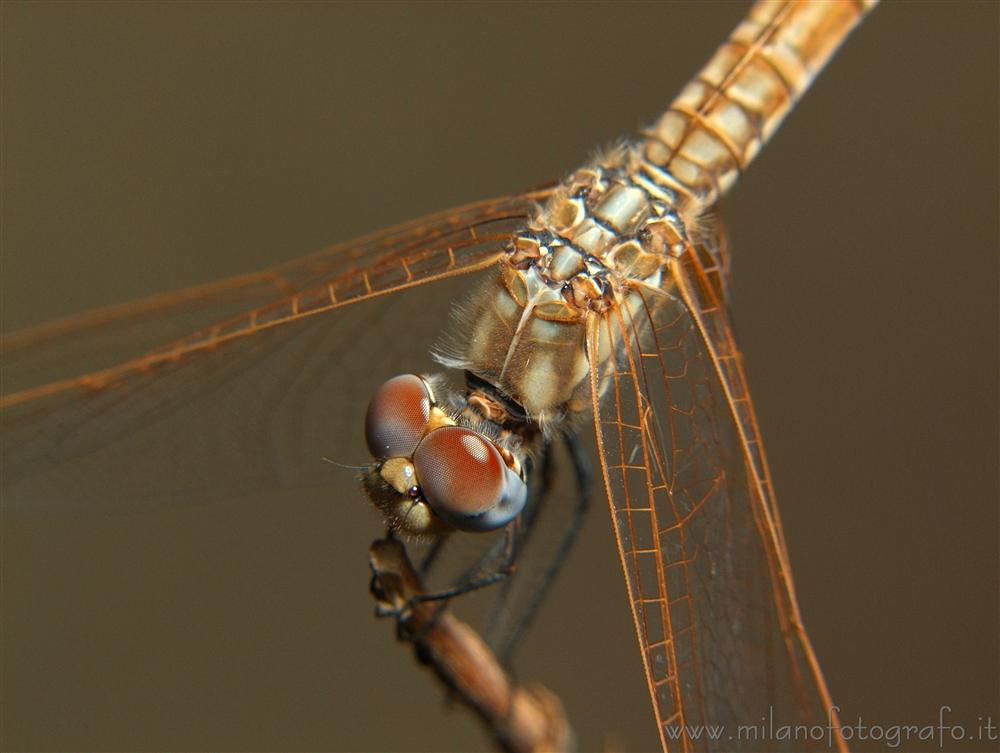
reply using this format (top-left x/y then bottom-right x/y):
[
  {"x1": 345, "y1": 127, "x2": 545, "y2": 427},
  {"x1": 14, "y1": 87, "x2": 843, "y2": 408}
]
[
  {"x1": 7, "y1": 1, "x2": 1000, "y2": 747},
  {"x1": 363, "y1": 373, "x2": 528, "y2": 534}
]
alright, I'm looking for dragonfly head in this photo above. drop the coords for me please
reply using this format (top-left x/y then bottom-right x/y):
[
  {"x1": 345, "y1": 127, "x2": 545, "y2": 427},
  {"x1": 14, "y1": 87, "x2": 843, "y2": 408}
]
[{"x1": 362, "y1": 374, "x2": 527, "y2": 537}]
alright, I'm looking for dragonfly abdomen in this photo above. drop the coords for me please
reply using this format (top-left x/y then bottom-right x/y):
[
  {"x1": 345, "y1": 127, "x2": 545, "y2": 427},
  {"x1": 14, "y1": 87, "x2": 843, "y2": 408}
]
[{"x1": 641, "y1": 0, "x2": 876, "y2": 207}]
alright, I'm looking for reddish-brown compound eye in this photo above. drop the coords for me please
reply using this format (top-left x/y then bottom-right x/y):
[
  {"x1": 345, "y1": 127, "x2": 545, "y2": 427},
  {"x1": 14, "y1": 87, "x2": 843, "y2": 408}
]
[
  {"x1": 365, "y1": 375, "x2": 432, "y2": 459},
  {"x1": 412, "y1": 426, "x2": 527, "y2": 532}
]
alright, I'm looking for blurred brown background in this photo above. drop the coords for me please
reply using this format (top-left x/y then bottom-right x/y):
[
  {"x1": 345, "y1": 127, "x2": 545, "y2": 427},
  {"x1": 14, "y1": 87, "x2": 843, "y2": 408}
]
[{"x1": 2, "y1": 2, "x2": 997, "y2": 752}]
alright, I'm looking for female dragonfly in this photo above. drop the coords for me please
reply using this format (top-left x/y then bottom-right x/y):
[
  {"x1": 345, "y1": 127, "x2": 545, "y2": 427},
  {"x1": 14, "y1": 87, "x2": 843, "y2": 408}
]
[{"x1": 2, "y1": 2, "x2": 879, "y2": 751}]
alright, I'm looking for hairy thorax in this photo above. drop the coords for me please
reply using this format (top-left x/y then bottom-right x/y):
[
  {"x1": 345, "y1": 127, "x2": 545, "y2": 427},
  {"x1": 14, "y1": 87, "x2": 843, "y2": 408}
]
[{"x1": 435, "y1": 144, "x2": 708, "y2": 432}]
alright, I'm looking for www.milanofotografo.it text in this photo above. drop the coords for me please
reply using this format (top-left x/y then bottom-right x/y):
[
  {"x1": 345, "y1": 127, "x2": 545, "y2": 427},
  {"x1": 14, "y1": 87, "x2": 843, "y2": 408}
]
[{"x1": 661, "y1": 706, "x2": 997, "y2": 749}]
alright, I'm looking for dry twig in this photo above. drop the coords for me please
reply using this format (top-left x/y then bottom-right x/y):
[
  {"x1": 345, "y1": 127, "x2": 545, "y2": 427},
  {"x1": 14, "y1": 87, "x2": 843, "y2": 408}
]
[{"x1": 369, "y1": 537, "x2": 574, "y2": 753}]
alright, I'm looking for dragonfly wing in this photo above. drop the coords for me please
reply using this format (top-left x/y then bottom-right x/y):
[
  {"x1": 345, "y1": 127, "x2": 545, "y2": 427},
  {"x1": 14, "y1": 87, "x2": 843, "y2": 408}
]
[
  {"x1": 2, "y1": 189, "x2": 551, "y2": 513},
  {"x1": 2, "y1": 188, "x2": 553, "y2": 405},
  {"x1": 588, "y1": 244, "x2": 842, "y2": 752}
]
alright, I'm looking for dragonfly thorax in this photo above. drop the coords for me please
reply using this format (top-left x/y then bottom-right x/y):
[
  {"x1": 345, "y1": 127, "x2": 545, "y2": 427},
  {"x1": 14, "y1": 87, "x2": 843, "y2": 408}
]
[{"x1": 435, "y1": 148, "x2": 691, "y2": 431}]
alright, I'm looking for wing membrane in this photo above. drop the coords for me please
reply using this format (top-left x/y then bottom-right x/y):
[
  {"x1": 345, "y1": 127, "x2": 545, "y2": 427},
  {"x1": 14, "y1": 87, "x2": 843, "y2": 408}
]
[
  {"x1": 588, "y1": 242, "x2": 843, "y2": 752},
  {"x1": 2, "y1": 188, "x2": 552, "y2": 406},
  {"x1": 1, "y1": 189, "x2": 551, "y2": 513}
]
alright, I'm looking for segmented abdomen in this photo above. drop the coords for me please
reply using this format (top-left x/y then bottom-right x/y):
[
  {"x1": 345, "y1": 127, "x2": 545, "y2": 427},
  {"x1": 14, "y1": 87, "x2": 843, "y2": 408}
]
[{"x1": 641, "y1": 0, "x2": 876, "y2": 206}]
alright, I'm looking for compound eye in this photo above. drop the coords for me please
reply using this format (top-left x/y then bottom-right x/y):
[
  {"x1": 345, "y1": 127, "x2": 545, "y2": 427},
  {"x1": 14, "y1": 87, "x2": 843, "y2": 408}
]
[
  {"x1": 413, "y1": 426, "x2": 527, "y2": 532},
  {"x1": 365, "y1": 375, "x2": 432, "y2": 459}
]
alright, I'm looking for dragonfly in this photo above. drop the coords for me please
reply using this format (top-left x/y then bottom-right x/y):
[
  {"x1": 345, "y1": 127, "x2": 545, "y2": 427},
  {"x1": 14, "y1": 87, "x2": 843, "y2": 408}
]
[{"x1": 1, "y1": 2, "x2": 879, "y2": 751}]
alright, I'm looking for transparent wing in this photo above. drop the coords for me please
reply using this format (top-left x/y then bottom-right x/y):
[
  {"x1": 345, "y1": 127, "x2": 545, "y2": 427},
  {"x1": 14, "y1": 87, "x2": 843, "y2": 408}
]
[
  {"x1": 1, "y1": 188, "x2": 552, "y2": 513},
  {"x1": 2, "y1": 188, "x2": 553, "y2": 405},
  {"x1": 588, "y1": 234, "x2": 843, "y2": 752}
]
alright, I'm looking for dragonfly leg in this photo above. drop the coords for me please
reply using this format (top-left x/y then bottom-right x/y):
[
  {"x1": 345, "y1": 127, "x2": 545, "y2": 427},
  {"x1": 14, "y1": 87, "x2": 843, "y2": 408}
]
[
  {"x1": 416, "y1": 534, "x2": 448, "y2": 577},
  {"x1": 392, "y1": 441, "x2": 556, "y2": 646},
  {"x1": 517, "y1": 439, "x2": 556, "y2": 540},
  {"x1": 483, "y1": 440, "x2": 556, "y2": 647},
  {"x1": 384, "y1": 522, "x2": 520, "y2": 644},
  {"x1": 493, "y1": 429, "x2": 594, "y2": 667},
  {"x1": 409, "y1": 519, "x2": 519, "y2": 606}
]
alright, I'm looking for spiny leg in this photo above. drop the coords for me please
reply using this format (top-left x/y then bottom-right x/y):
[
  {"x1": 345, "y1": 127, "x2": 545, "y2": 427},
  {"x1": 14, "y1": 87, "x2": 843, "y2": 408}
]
[{"x1": 490, "y1": 430, "x2": 594, "y2": 667}]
